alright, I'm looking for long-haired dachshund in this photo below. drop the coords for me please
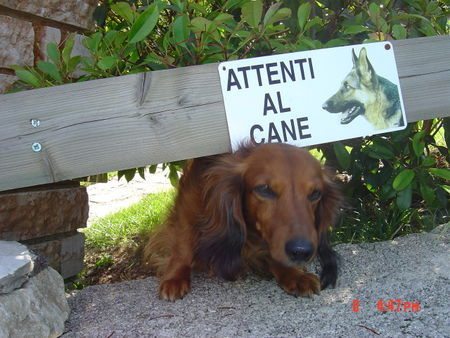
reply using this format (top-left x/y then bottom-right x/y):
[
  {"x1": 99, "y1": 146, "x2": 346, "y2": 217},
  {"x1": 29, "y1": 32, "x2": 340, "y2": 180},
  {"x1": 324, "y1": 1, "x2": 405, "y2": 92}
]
[{"x1": 143, "y1": 142, "x2": 341, "y2": 301}]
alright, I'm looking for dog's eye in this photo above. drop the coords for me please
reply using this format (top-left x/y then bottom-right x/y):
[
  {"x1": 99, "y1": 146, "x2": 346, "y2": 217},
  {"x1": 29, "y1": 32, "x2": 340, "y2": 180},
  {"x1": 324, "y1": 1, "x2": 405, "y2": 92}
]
[
  {"x1": 344, "y1": 82, "x2": 351, "y2": 90},
  {"x1": 254, "y1": 184, "x2": 277, "y2": 199},
  {"x1": 308, "y1": 189, "x2": 322, "y2": 201}
]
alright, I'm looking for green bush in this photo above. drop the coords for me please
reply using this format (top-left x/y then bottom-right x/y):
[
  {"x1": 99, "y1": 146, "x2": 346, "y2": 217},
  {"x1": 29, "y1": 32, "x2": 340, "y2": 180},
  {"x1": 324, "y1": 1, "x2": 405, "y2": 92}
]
[{"x1": 11, "y1": 0, "x2": 449, "y2": 242}]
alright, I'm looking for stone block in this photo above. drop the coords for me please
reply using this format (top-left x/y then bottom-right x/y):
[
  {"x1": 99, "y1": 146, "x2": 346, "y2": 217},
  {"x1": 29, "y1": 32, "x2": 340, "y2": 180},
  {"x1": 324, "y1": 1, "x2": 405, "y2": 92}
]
[
  {"x1": 0, "y1": 74, "x2": 17, "y2": 93},
  {"x1": 0, "y1": 267, "x2": 70, "y2": 338},
  {"x1": 0, "y1": 241, "x2": 35, "y2": 294},
  {"x1": 39, "y1": 26, "x2": 61, "y2": 60},
  {"x1": 26, "y1": 232, "x2": 85, "y2": 279},
  {"x1": 0, "y1": 15, "x2": 34, "y2": 68},
  {"x1": 0, "y1": 185, "x2": 89, "y2": 241},
  {"x1": 2, "y1": 0, "x2": 98, "y2": 30}
]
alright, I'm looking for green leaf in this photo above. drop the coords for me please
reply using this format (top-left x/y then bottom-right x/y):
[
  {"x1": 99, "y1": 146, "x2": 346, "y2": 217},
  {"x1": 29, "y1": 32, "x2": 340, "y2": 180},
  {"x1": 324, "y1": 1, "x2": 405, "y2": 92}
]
[
  {"x1": 62, "y1": 36, "x2": 75, "y2": 66},
  {"x1": 393, "y1": 169, "x2": 415, "y2": 191},
  {"x1": 241, "y1": 0, "x2": 262, "y2": 28},
  {"x1": 441, "y1": 185, "x2": 450, "y2": 194},
  {"x1": 67, "y1": 55, "x2": 81, "y2": 73},
  {"x1": 268, "y1": 8, "x2": 291, "y2": 26},
  {"x1": 304, "y1": 16, "x2": 322, "y2": 32},
  {"x1": 149, "y1": 164, "x2": 158, "y2": 174},
  {"x1": 46, "y1": 43, "x2": 60, "y2": 66},
  {"x1": 392, "y1": 24, "x2": 407, "y2": 40},
  {"x1": 37, "y1": 61, "x2": 62, "y2": 81},
  {"x1": 128, "y1": 3, "x2": 160, "y2": 44},
  {"x1": 189, "y1": 3, "x2": 208, "y2": 15},
  {"x1": 421, "y1": 156, "x2": 436, "y2": 167},
  {"x1": 138, "y1": 167, "x2": 146, "y2": 180},
  {"x1": 83, "y1": 32, "x2": 102, "y2": 52},
  {"x1": 412, "y1": 130, "x2": 425, "y2": 157},
  {"x1": 297, "y1": 2, "x2": 311, "y2": 32},
  {"x1": 13, "y1": 68, "x2": 41, "y2": 87},
  {"x1": 191, "y1": 17, "x2": 219, "y2": 41},
  {"x1": 429, "y1": 168, "x2": 450, "y2": 180},
  {"x1": 214, "y1": 13, "x2": 234, "y2": 25},
  {"x1": 396, "y1": 184, "x2": 412, "y2": 210},
  {"x1": 443, "y1": 117, "x2": 450, "y2": 149},
  {"x1": 344, "y1": 25, "x2": 369, "y2": 35},
  {"x1": 224, "y1": 0, "x2": 247, "y2": 10},
  {"x1": 333, "y1": 142, "x2": 351, "y2": 170},
  {"x1": 97, "y1": 56, "x2": 119, "y2": 70},
  {"x1": 172, "y1": 15, "x2": 190, "y2": 44},
  {"x1": 263, "y1": 2, "x2": 282, "y2": 27},
  {"x1": 369, "y1": 3, "x2": 380, "y2": 18},
  {"x1": 104, "y1": 30, "x2": 118, "y2": 47},
  {"x1": 420, "y1": 181, "x2": 435, "y2": 205},
  {"x1": 118, "y1": 169, "x2": 136, "y2": 182},
  {"x1": 364, "y1": 138, "x2": 395, "y2": 159},
  {"x1": 324, "y1": 39, "x2": 348, "y2": 48},
  {"x1": 169, "y1": 166, "x2": 179, "y2": 187},
  {"x1": 111, "y1": 2, "x2": 135, "y2": 24}
]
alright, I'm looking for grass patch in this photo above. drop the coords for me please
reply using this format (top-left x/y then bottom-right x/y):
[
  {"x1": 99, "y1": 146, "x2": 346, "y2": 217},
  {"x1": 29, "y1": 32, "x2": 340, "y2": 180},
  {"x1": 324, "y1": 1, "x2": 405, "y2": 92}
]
[
  {"x1": 69, "y1": 189, "x2": 174, "y2": 288},
  {"x1": 82, "y1": 189, "x2": 175, "y2": 250}
]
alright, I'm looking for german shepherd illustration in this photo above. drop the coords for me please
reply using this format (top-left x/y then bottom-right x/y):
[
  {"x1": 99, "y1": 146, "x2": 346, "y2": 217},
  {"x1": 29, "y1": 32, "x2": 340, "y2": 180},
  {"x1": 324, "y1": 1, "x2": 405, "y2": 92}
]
[{"x1": 322, "y1": 47, "x2": 404, "y2": 130}]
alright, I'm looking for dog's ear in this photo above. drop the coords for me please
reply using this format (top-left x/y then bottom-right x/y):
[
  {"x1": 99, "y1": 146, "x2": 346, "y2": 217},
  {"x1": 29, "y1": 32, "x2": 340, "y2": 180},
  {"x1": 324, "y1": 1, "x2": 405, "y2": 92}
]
[
  {"x1": 194, "y1": 153, "x2": 247, "y2": 281},
  {"x1": 316, "y1": 170, "x2": 341, "y2": 233},
  {"x1": 315, "y1": 170, "x2": 341, "y2": 289},
  {"x1": 356, "y1": 47, "x2": 378, "y2": 87},
  {"x1": 317, "y1": 231, "x2": 338, "y2": 290}
]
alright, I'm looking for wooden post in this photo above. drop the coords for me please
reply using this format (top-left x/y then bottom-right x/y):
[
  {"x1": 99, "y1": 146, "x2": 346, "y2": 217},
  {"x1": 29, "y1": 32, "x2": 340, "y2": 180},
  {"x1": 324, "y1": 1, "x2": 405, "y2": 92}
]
[{"x1": 0, "y1": 36, "x2": 449, "y2": 192}]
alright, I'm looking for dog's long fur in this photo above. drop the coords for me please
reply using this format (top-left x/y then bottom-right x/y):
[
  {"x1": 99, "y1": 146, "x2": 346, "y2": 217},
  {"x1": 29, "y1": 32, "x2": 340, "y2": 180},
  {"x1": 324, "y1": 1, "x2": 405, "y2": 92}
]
[
  {"x1": 322, "y1": 47, "x2": 404, "y2": 129},
  {"x1": 143, "y1": 143, "x2": 341, "y2": 301}
]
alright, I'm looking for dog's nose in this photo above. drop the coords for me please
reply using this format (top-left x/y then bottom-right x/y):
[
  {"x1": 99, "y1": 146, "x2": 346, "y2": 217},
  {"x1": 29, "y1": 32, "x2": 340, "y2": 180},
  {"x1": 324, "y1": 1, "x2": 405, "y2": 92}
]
[
  {"x1": 322, "y1": 101, "x2": 329, "y2": 111},
  {"x1": 285, "y1": 239, "x2": 314, "y2": 262}
]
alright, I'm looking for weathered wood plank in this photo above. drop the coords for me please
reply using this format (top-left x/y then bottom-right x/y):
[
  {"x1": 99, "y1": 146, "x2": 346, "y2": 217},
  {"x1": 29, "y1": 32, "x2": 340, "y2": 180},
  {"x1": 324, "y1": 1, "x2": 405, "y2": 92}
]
[{"x1": 0, "y1": 36, "x2": 449, "y2": 192}]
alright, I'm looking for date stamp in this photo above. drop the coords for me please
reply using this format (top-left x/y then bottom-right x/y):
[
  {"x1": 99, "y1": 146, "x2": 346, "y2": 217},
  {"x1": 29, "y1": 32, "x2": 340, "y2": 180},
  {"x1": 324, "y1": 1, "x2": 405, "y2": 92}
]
[{"x1": 352, "y1": 299, "x2": 421, "y2": 313}]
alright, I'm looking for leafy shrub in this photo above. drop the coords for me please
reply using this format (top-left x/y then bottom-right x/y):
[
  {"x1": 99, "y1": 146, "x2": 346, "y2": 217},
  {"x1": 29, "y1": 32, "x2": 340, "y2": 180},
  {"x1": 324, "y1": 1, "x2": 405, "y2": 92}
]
[{"x1": 11, "y1": 0, "x2": 449, "y2": 242}]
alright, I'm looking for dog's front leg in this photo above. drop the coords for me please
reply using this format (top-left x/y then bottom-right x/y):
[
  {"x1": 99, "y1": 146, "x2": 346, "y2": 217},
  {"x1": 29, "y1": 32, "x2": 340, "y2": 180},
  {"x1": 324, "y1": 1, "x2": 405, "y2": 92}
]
[
  {"x1": 159, "y1": 238, "x2": 193, "y2": 301},
  {"x1": 269, "y1": 259, "x2": 320, "y2": 297}
]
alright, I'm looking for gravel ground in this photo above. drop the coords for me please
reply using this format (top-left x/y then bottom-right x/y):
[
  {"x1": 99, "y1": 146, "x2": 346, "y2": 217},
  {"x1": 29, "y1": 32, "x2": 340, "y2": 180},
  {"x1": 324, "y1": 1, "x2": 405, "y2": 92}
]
[{"x1": 64, "y1": 224, "x2": 449, "y2": 337}]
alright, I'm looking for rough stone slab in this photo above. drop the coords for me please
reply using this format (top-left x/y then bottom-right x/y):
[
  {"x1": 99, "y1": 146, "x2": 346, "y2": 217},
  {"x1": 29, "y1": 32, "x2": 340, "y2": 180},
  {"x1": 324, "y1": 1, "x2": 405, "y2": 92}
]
[
  {"x1": 0, "y1": 74, "x2": 17, "y2": 94},
  {"x1": 26, "y1": 232, "x2": 85, "y2": 279},
  {"x1": 0, "y1": 185, "x2": 88, "y2": 241},
  {"x1": 39, "y1": 26, "x2": 61, "y2": 60},
  {"x1": 1, "y1": 0, "x2": 97, "y2": 30},
  {"x1": 0, "y1": 15, "x2": 34, "y2": 68},
  {"x1": 64, "y1": 224, "x2": 450, "y2": 337},
  {"x1": 0, "y1": 241, "x2": 35, "y2": 294},
  {"x1": 0, "y1": 267, "x2": 70, "y2": 338}
]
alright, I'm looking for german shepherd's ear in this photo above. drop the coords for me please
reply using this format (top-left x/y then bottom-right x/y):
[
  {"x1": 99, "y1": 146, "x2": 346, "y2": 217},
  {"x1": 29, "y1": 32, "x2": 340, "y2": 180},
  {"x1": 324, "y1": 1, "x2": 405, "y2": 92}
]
[
  {"x1": 354, "y1": 47, "x2": 378, "y2": 88},
  {"x1": 194, "y1": 152, "x2": 248, "y2": 281},
  {"x1": 315, "y1": 170, "x2": 342, "y2": 289}
]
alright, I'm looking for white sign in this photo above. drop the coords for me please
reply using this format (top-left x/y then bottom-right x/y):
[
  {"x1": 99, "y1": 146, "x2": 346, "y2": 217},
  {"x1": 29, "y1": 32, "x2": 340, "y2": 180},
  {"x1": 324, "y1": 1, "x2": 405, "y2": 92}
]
[{"x1": 218, "y1": 42, "x2": 407, "y2": 151}]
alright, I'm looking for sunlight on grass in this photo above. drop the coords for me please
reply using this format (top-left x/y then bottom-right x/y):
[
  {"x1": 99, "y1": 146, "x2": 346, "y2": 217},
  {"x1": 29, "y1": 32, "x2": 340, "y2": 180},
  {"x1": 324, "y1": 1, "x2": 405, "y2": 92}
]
[{"x1": 82, "y1": 189, "x2": 175, "y2": 250}]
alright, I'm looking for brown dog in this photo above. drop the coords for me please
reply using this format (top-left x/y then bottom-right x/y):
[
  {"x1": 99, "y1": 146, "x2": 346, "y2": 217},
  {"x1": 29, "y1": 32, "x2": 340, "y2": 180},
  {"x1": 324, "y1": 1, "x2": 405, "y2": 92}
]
[{"x1": 143, "y1": 142, "x2": 341, "y2": 301}]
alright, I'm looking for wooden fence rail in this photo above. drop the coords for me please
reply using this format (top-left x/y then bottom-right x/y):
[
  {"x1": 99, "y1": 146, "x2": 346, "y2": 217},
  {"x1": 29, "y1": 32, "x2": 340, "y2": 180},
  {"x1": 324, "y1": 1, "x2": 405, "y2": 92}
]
[{"x1": 0, "y1": 35, "x2": 449, "y2": 192}]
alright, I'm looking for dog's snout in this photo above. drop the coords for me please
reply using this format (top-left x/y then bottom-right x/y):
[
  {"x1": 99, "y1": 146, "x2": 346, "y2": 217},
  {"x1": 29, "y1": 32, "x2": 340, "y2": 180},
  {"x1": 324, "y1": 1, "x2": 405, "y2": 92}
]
[
  {"x1": 285, "y1": 239, "x2": 314, "y2": 262},
  {"x1": 322, "y1": 101, "x2": 329, "y2": 111}
]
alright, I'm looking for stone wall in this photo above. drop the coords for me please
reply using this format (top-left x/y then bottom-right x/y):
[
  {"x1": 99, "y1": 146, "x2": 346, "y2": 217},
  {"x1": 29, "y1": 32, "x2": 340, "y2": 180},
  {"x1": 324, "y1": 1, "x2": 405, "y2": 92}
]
[
  {"x1": 0, "y1": 1, "x2": 97, "y2": 278},
  {"x1": 0, "y1": 182, "x2": 89, "y2": 278},
  {"x1": 0, "y1": 0, "x2": 97, "y2": 93}
]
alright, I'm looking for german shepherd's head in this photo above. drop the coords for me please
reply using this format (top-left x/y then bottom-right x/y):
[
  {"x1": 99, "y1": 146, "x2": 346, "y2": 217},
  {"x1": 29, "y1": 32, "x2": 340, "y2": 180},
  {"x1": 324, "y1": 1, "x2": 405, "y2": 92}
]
[{"x1": 322, "y1": 48, "x2": 403, "y2": 129}]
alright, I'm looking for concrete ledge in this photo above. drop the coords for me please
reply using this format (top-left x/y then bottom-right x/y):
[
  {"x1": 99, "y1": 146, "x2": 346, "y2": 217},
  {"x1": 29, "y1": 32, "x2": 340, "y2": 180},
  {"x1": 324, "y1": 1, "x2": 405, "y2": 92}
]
[{"x1": 64, "y1": 225, "x2": 449, "y2": 337}]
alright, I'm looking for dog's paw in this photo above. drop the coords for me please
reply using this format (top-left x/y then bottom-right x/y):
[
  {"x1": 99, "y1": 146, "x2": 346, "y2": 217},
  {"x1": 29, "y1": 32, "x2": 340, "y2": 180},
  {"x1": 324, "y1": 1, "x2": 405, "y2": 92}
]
[
  {"x1": 159, "y1": 277, "x2": 191, "y2": 301},
  {"x1": 279, "y1": 272, "x2": 320, "y2": 297}
]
